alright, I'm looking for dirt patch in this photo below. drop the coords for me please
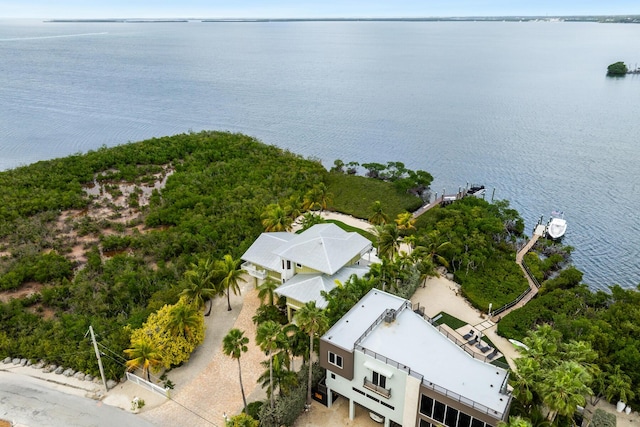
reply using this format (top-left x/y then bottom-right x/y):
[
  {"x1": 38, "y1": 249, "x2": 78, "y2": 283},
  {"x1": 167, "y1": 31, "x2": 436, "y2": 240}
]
[
  {"x1": 27, "y1": 304, "x2": 56, "y2": 320},
  {"x1": 0, "y1": 281, "x2": 43, "y2": 303}
]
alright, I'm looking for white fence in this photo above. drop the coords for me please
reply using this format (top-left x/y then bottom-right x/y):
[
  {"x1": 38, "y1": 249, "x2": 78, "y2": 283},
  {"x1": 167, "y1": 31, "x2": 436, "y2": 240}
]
[{"x1": 126, "y1": 372, "x2": 170, "y2": 398}]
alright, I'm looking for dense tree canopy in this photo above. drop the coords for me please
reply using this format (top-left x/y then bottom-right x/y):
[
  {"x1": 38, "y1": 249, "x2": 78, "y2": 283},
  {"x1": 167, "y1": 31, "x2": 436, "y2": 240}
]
[
  {"x1": 0, "y1": 131, "x2": 325, "y2": 378},
  {"x1": 607, "y1": 61, "x2": 628, "y2": 76}
]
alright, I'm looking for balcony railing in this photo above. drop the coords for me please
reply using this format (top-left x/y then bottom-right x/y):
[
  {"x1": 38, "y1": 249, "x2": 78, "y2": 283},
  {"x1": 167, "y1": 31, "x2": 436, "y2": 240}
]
[
  {"x1": 241, "y1": 262, "x2": 267, "y2": 280},
  {"x1": 363, "y1": 377, "x2": 391, "y2": 398}
]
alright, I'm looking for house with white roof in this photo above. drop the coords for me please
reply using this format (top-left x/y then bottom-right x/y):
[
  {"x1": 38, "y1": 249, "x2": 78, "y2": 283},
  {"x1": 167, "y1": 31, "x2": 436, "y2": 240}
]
[
  {"x1": 241, "y1": 223, "x2": 373, "y2": 319},
  {"x1": 319, "y1": 289, "x2": 512, "y2": 427}
]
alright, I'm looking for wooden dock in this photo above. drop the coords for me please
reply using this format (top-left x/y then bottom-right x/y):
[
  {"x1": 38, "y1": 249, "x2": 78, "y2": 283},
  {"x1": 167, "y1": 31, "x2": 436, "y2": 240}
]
[
  {"x1": 490, "y1": 224, "x2": 546, "y2": 321},
  {"x1": 412, "y1": 191, "x2": 465, "y2": 218}
]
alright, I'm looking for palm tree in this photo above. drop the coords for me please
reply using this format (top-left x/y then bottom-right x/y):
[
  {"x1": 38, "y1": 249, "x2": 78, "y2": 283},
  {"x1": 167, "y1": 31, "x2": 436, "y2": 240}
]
[
  {"x1": 124, "y1": 337, "x2": 163, "y2": 382},
  {"x1": 180, "y1": 257, "x2": 218, "y2": 316},
  {"x1": 295, "y1": 301, "x2": 329, "y2": 407},
  {"x1": 498, "y1": 416, "x2": 533, "y2": 427},
  {"x1": 216, "y1": 254, "x2": 246, "y2": 311},
  {"x1": 257, "y1": 278, "x2": 279, "y2": 306},
  {"x1": 368, "y1": 201, "x2": 389, "y2": 225},
  {"x1": 261, "y1": 203, "x2": 293, "y2": 232},
  {"x1": 414, "y1": 231, "x2": 451, "y2": 270},
  {"x1": 257, "y1": 354, "x2": 298, "y2": 398},
  {"x1": 223, "y1": 328, "x2": 250, "y2": 413},
  {"x1": 256, "y1": 320, "x2": 285, "y2": 409},
  {"x1": 302, "y1": 183, "x2": 333, "y2": 213},
  {"x1": 394, "y1": 211, "x2": 416, "y2": 231},
  {"x1": 167, "y1": 300, "x2": 201, "y2": 340},
  {"x1": 373, "y1": 223, "x2": 401, "y2": 260},
  {"x1": 604, "y1": 365, "x2": 635, "y2": 404},
  {"x1": 282, "y1": 323, "x2": 308, "y2": 371},
  {"x1": 285, "y1": 194, "x2": 304, "y2": 224},
  {"x1": 540, "y1": 361, "x2": 592, "y2": 422}
]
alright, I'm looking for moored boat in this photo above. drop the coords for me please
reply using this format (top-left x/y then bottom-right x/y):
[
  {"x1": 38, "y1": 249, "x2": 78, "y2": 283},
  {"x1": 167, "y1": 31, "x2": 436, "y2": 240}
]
[{"x1": 546, "y1": 211, "x2": 567, "y2": 240}]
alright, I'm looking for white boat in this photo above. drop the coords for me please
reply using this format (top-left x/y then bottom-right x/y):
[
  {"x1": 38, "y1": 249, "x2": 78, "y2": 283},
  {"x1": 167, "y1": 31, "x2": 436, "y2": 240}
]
[{"x1": 546, "y1": 211, "x2": 567, "y2": 240}]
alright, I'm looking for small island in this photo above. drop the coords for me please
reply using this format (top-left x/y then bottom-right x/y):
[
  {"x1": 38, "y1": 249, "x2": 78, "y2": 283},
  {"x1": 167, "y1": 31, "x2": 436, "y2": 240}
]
[{"x1": 607, "y1": 61, "x2": 640, "y2": 76}]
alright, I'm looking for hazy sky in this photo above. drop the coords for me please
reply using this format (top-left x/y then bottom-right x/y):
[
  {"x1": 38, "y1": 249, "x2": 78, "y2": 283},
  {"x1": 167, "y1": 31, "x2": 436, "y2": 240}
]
[{"x1": 1, "y1": 0, "x2": 639, "y2": 19}]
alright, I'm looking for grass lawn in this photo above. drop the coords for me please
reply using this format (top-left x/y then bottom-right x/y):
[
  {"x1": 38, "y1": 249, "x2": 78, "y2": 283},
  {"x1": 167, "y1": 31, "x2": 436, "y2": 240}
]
[
  {"x1": 326, "y1": 219, "x2": 376, "y2": 243},
  {"x1": 432, "y1": 311, "x2": 509, "y2": 368}
]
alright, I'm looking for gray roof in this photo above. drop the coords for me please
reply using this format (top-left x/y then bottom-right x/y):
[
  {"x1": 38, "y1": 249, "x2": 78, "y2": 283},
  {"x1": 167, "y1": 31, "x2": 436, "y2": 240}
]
[
  {"x1": 274, "y1": 223, "x2": 372, "y2": 275},
  {"x1": 323, "y1": 289, "x2": 510, "y2": 416},
  {"x1": 240, "y1": 232, "x2": 295, "y2": 271},
  {"x1": 275, "y1": 266, "x2": 369, "y2": 309}
]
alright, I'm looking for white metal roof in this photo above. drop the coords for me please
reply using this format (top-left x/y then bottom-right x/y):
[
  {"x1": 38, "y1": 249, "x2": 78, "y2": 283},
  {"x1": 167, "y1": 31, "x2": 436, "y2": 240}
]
[
  {"x1": 274, "y1": 223, "x2": 372, "y2": 275},
  {"x1": 240, "y1": 232, "x2": 295, "y2": 271},
  {"x1": 275, "y1": 266, "x2": 369, "y2": 309}
]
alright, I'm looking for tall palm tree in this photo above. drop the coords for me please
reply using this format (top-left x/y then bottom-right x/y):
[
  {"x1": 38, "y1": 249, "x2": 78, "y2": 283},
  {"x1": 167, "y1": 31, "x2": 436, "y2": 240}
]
[
  {"x1": 180, "y1": 257, "x2": 217, "y2": 316},
  {"x1": 124, "y1": 337, "x2": 163, "y2": 381},
  {"x1": 216, "y1": 254, "x2": 246, "y2": 311},
  {"x1": 223, "y1": 328, "x2": 250, "y2": 413},
  {"x1": 295, "y1": 301, "x2": 329, "y2": 407},
  {"x1": 368, "y1": 201, "x2": 389, "y2": 225},
  {"x1": 373, "y1": 223, "x2": 401, "y2": 260},
  {"x1": 282, "y1": 323, "x2": 308, "y2": 371},
  {"x1": 257, "y1": 278, "x2": 279, "y2": 306},
  {"x1": 256, "y1": 320, "x2": 285, "y2": 409},
  {"x1": 261, "y1": 203, "x2": 293, "y2": 232},
  {"x1": 167, "y1": 300, "x2": 201, "y2": 340}
]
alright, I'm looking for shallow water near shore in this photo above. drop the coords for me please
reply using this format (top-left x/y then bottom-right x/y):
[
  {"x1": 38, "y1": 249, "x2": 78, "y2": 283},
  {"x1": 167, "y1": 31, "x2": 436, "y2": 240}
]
[{"x1": 1, "y1": 19, "x2": 639, "y2": 291}]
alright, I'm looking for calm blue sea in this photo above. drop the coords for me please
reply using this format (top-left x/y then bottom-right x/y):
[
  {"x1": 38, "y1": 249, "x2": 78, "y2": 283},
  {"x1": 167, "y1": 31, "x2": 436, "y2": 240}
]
[{"x1": 1, "y1": 19, "x2": 639, "y2": 292}]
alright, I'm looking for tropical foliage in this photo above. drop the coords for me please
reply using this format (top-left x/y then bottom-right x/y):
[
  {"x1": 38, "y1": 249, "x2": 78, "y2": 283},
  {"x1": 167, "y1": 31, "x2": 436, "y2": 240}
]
[
  {"x1": 0, "y1": 131, "x2": 325, "y2": 378},
  {"x1": 128, "y1": 300, "x2": 205, "y2": 370},
  {"x1": 509, "y1": 325, "x2": 596, "y2": 424}
]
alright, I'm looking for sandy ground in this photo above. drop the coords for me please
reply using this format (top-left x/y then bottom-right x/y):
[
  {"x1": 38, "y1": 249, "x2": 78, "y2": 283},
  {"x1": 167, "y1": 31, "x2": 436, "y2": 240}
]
[{"x1": 3, "y1": 211, "x2": 635, "y2": 426}]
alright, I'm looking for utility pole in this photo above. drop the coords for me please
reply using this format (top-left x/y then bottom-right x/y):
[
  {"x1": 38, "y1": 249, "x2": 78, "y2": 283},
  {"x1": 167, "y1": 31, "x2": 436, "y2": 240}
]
[{"x1": 89, "y1": 325, "x2": 108, "y2": 392}]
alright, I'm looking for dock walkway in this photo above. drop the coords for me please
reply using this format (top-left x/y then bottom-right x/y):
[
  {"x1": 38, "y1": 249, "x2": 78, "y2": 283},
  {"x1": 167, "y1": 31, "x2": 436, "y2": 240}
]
[{"x1": 491, "y1": 224, "x2": 546, "y2": 321}]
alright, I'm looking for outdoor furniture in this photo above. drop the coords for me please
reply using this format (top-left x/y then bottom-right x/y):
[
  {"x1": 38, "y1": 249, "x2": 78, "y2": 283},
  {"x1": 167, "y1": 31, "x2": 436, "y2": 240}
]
[
  {"x1": 479, "y1": 344, "x2": 492, "y2": 353},
  {"x1": 468, "y1": 336, "x2": 478, "y2": 345},
  {"x1": 488, "y1": 348, "x2": 499, "y2": 360},
  {"x1": 462, "y1": 329, "x2": 475, "y2": 340}
]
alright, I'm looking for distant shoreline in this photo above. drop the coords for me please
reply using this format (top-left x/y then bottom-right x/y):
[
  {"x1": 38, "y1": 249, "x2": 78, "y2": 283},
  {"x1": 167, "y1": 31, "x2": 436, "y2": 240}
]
[{"x1": 45, "y1": 15, "x2": 640, "y2": 24}]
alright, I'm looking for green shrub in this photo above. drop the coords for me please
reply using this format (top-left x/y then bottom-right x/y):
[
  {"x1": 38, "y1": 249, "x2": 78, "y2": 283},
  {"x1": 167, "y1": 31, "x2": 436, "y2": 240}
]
[{"x1": 245, "y1": 401, "x2": 263, "y2": 420}]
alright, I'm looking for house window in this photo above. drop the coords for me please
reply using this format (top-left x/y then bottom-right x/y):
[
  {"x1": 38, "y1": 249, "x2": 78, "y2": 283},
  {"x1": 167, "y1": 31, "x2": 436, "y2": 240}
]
[
  {"x1": 471, "y1": 419, "x2": 485, "y2": 427},
  {"x1": 296, "y1": 263, "x2": 302, "y2": 268},
  {"x1": 458, "y1": 413, "x2": 471, "y2": 427},
  {"x1": 372, "y1": 371, "x2": 387, "y2": 389},
  {"x1": 445, "y1": 406, "x2": 459, "y2": 427},
  {"x1": 433, "y1": 401, "x2": 446, "y2": 423},
  {"x1": 420, "y1": 421, "x2": 433, "y2": 427},
  {"x1": 328, "y1": 351, "x2": 343, "y2": 368},
  {"x1": 420, "y1": 395, "x2": 434, "y2": 417}
]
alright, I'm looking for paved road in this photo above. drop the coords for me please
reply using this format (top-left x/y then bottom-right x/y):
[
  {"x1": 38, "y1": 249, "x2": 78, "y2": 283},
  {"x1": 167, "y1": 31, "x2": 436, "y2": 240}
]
[{"x1": 0, "y1": 372, "x2": 156, "y2": 427}]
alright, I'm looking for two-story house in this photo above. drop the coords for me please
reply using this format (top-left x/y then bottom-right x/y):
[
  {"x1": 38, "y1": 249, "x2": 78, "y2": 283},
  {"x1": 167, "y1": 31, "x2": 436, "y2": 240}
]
[
  {"x1": 241, "y1": 223, "x2": 373, "y2": 320},
  {"x1": 319, "y1": 289, "x2": 512, "y2": 427}
]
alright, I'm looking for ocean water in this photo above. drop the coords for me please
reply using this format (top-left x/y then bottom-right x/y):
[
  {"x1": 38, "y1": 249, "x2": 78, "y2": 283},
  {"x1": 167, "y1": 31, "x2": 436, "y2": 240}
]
[{"x1": 1, "y1": 19, "x2": 639, "y2": 291}]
